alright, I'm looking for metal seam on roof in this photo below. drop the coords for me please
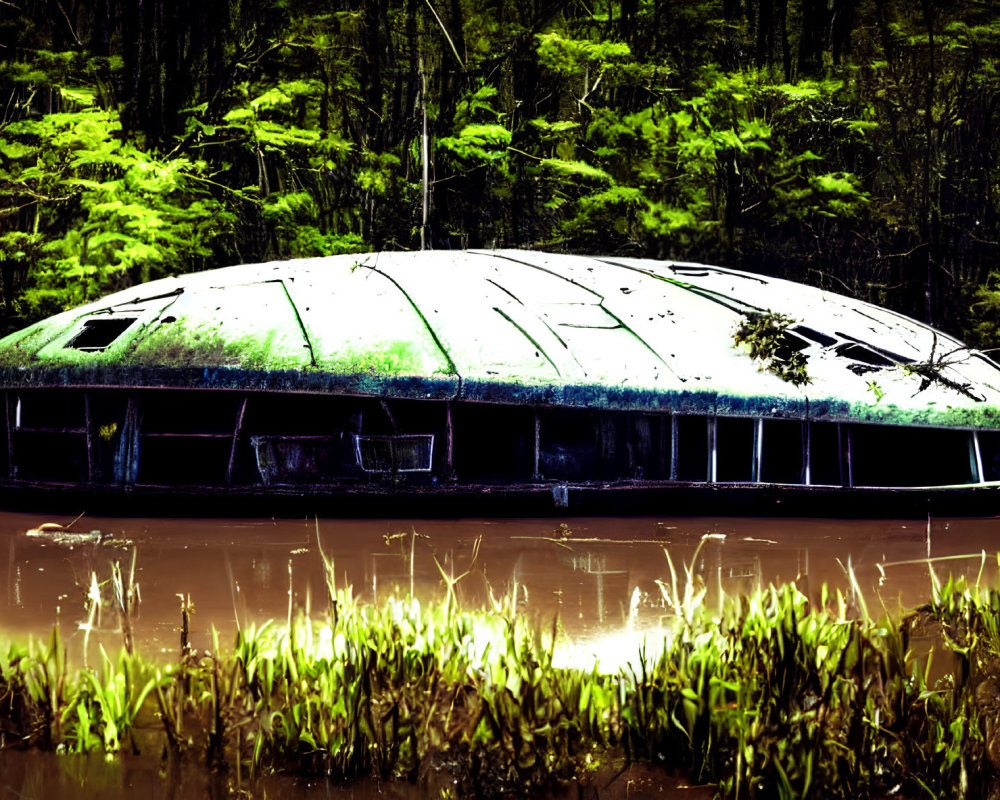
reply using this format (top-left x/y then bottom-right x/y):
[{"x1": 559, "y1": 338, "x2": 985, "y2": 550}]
[
  {"x1": 356, "y1": 261, "x2": 460, "y2": 382},
  {"x1": 600, "y1": 259, "x2": 761, "y2": 315},
  {"x1": 474, "y1": 251, "x2": 604, "y2": 299},
  {"x1": 2, "y1": 250, "x2": 1000, "y2": 431},
  {"x1": 275, "y1": 279, "x2": 318, "y2": 368},
  {"x1": 595, "y1": 302, "x2": 667, "y2": 367},
  {"x1": 484, "y1": 252, "x2": 679, "y2": 378},
  {"x1": 493, "y1": 306, "x2": 562, "y2": 377}
]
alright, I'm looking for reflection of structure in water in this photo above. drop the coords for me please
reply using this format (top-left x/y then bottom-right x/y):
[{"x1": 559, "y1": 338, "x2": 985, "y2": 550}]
[{"x1": 569, "y1": 553, "x2": 628, "y2": 624}]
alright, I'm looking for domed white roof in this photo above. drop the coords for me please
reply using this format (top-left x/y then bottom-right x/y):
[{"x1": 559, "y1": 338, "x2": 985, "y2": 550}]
[{"x1": 1, "y1": 249, "x2": 998, "y2": 429}]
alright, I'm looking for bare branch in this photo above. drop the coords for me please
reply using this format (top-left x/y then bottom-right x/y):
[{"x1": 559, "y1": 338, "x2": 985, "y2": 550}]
[
  {"x1": 423, "y1": 0, "x2": 465, "y2": 70},
  {"x1": 54, "y1": 0, "x2": 83, "y2": 47},
  {"x1": 883, "y1": 242, "x2": 929, "y2": 259}
]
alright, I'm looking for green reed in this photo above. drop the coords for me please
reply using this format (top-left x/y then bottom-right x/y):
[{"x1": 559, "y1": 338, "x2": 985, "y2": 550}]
[
  {"x1": 618, "y1": 564, "x2": 1000, "y2": 800},
  {"x1": 5, "y1": 551, "x2": 1000, "y2": 798}
]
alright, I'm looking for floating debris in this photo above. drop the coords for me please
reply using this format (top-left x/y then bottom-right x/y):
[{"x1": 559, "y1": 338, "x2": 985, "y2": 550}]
[{"x1": 25, "y1": 523, "x2": 111, "y2": 546}]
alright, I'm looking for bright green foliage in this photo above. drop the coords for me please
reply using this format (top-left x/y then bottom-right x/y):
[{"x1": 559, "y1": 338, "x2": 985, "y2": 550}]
[
  {"x1": 539, "y1": 158, "x2": 613, "y2": 184},
  {"x1": 261, "y1": 192, "x2": 365, "y2": 258},
  {"x1": 540, "y1": 72, "x2": 871, "y2": 257},
  {"x1": 67, "y1": 647, "x2": 159, "y2": 753},
  {"x1": 438, "y1": 124, "x2": 512, "y2": 164},
  {"x1": 535, "y1": 33, "x2": 632, "y2": 77},
  {"x1": 734, "y1": 311, "x2": 811, "y2": 386},
  {"x1": 970, "y1": 279, "x2": 1000, "y2": 353},
  {"x1": 1, "y1": 105, "x2": 232, "y2": 319},
  {"x1": 1, "y1": 0, "x2": 1000, "y2": 347},
  {"x1": 620, "y1": 564, "x2": 997, "y2": 799}
]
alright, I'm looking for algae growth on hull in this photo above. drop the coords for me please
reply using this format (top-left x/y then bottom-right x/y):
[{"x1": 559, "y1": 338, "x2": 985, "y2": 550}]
[{"x1": 3, "y1": 250, "x2": 1000, "y2": 429}]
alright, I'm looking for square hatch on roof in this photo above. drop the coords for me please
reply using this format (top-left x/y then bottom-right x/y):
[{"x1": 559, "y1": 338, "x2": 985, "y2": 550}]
[{"x1": 65, "y1": 317, "x2": 138, "y2": 351}]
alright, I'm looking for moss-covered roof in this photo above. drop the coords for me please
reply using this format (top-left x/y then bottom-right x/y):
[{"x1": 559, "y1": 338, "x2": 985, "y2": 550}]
[{"x1": 2, "y1": 249, "x2": 1000, "y2": 429}]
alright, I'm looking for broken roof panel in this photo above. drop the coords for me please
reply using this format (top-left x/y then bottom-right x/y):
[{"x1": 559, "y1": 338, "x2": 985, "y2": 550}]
[{"x1": 1, "y1": 250, "x2": 999, "y2": 429}]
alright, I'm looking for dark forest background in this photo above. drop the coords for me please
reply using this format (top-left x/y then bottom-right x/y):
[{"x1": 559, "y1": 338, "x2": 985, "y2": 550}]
[{"x1": 2, "y1": 0, "x2": 999, "y2": 349}]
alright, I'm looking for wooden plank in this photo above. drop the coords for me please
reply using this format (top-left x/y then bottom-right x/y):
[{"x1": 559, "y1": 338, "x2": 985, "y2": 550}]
[
  {"x1": 84, "y1": 392, "x2": 95, "y2": 482},
  {"x1": 15, "y1": 426, "x2": 87, "y2": 435},
  {"x1": 4, "y1": 393, "x2": 12, "y2": 479},
  {"x1": 532, "y1": 408, "x2": 541, "y2": 481},
  {"x1": 143, "y1": 432, "x2": 234, "y2": 439},
  {"x1": 669, "y1": 414, "x2": 678, "y2": 481},
  {"x1": 444, "y1": 400, "x2": 455, "y2": 480},
  {"x1": 227, "y1": 395, "x2": 249, "y2": 485}
]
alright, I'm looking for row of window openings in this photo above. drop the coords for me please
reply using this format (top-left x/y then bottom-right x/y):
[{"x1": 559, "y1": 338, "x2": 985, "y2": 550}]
[
  {"x1": 347, "y1": 416, "x2": 990, "y2": 488},
  {"x1": 352, "y1": 416, "x2": 986, "y2": 487},
  {"x1": 8, "y1": 393, "x2": 991, "y2": 487},
  {"x1": 672, "y1": 417, "x2": 988, "y2": 488},
  {"x1": 10, "y1": 396, "x2": 434, "y2": 476}
]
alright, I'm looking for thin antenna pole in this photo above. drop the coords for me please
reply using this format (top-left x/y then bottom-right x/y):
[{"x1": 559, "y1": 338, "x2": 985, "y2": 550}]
[{"x1": 420, "y1": 61, "x2": 430, "y2": 251}]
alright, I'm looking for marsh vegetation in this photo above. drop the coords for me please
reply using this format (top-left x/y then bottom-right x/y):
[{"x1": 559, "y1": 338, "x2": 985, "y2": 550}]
[{"x1": 3, "y1": 531, "x2": 1000, "y2": 798}]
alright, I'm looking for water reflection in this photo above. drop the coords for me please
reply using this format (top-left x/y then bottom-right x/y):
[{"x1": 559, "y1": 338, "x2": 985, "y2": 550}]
[
  {"x1": 0, "y1": 749, "x2": 711, "y2": 800},
  {"x1": 1, "y1": 512, "x2": 999, "y2": 671}
]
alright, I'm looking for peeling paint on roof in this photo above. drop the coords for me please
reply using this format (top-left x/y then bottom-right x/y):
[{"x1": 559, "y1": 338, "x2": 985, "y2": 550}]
[{"x1": 1, "y1": 250, "x2": 1000, "y2": 429}]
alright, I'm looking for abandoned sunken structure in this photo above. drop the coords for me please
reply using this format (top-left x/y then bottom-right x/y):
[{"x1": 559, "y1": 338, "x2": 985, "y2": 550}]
[{"x1": 1, "y1": 249, "x2": 999, "y2": 516}]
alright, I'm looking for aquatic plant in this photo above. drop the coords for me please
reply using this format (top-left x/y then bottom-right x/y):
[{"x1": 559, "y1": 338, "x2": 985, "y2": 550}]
[
  {"x1": 5, "y1": 563, "x2": 1000, "y2": 797},
  {"x1": 0, "y1": 628, "x2": 67, "y2": 748},
  {"x1": 65, "y1": 646, "x2": 159, "y2": 753}
]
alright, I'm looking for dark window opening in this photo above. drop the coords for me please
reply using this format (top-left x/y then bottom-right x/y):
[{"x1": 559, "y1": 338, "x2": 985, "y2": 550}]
[
  {"x1": 978, "y1": 431, "x2": 1000, "y2": 482},
  {"x1": 761, "y1": 420, "x2": 804, "y2": 484},
  {"x1": 368, "y1": 398, "x2": 446, "y2": 438},
  {"x1": 248, "y1": 436, "x2": 351, "y2": 485},
  {"x1": 538, "y1": 408, "x2": 601, "y2": 481},
  {"x1": 716, "y1": 417, "x2": 755, "y2": 482},
  {"x1": 835, "y1": 343, "x2": 895, "y2": 367},
  {"x1": 791, "y1": 326, "x2": 837, "y2": 347},
  {"x1": 537, "y1": 408, "x2": 634, "y2": 481},
  {"x1": 12, "y1": 431, "x2": 88, "y2": 482},
  {"x1": 15, "y1": 390, "x2": 86, "y2": 430},
  {"x1": 238, "y1": 395, "x2": 447, "y2": 484},
  {"x1": 850, "y1": 424, "x2": 975, "y2": 487},
  {"x1": 809, "y1": 422, "x2": 843, "y2": 486},
  {"x1": 778, "y1": 332, "x2": 810, "y2": 354},
  {"x1": 452, "y1": 403, "x2": 533, "y2": 483},
  {"x1": 596, "y1": 412, "x2": 628, "y2": 478},
  {"x1": 138, "y1": 437, "x2": 232, "y2": 485},
  {"x1": 242, "y1": 394, "x2": 359, "y2": 437},
  {"x1": 834, "y1": 333, "x2": 913, "y2": 366},
  {"x1": 669, "y1": 266, "x2": 712, "y2": 278},
  {"x1": 82, "y1": 391, "x2": 131, "y2": 483},
  {"x1": 630, "y1": 414, "x2": 670, "y2": 480},
  {"x1": 354, "y1": 434, "x2": 434, "y2": 473},
  {"x1": 142, "y1": 391, "x2": 244, "y2": 435},
  {"x1": 675, "y1": 416, "x2": 709, "y2": 481},
  {"x1": 65, "y1": 318, "x2": 136, "y2": 351}
]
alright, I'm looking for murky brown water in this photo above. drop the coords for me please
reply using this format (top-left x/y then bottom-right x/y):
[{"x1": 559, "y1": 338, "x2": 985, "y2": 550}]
[
  {"x1": 0, "y1": 748, "x2": 712, "y2": 800},
  {"x1": 3, "y1": 512, "x2": 997, "y2": 661},
  {"x1": 3, "y1": 511, "x2": 1000, "y2": 797}
]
